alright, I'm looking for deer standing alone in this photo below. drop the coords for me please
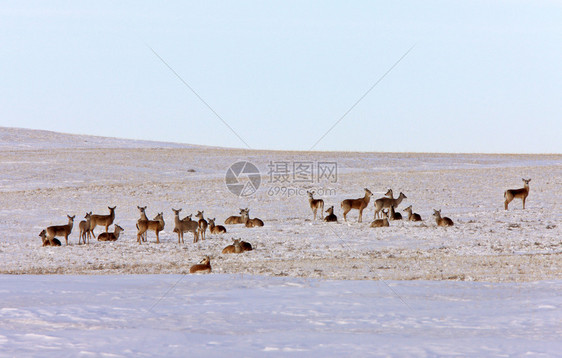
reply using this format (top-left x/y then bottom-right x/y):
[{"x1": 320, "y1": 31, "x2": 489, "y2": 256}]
[
  {"x1": 324, "y1": 206, "x2": 338, "y2": 222},
  {"x1": 90, "y1": 206, "x2": 116, "y2": 238},
  {"x1": 189, "y1": 256, "x2": 212, "y2": 274},
  {"x1": 78, "y1": 212, "x2": 93, "y2": 244},
  {"x1": 433, "y1": 209, "x2": 454, "y2": 227},
  {"x1": 136, "y1": 206, "x2": 148, "y2": 242},
  {"x1": 403, "y1": 205, "x2": 422, "y2": 221},
  {"x1": 137, "y1": 212, "x2": 165, "y2": 243},
  {"x1": 172, "y1": 208, "x2": 199, "y2": 243},
  {"x1": 195, "y1": 211, "x2": 208, "y2": 240},
  {"x1": 341, "y1": 188, "x2": 372, "y2": 222},
  {"x1": 504, "y1": 178, "x2": 531, "y2": 210},
  {"x1": 45, "y1": 215, "x2": 75, "y2": 245},
  {"x1": 373, "y1": 192, "x2": 407, "y2": 219},
  {"x1": 208, "y1": 218, "x2": 227, "y2": 234},
  {"x1": 98, "y1": 225, "x2": 124, "y2": 241},
  {"x1": 307, "y1": 191, "x2": 325, "y2": 220}
]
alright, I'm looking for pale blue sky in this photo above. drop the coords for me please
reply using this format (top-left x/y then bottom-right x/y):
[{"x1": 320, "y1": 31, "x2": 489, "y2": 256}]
[{"x1": 1, "y1": 1, "x2": 561, "y2": 153}]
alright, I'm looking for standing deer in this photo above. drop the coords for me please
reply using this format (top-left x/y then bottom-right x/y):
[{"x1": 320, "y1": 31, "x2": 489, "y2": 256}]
[
  {"x1": 137, "y1": 212, "x2": 165, "y2": 243},
  {"x1": 433, "y1": 209, "x2": 454, "y2": 227},
  {"x1": 504, "y1": 178, "x2": 531, "y2": 210},
  {"x1": 373, "y1": 192, "x2": 407, "y2": 219},
  {"x1": 195, "y1": 211, "x2": 208, "y2": 241},
  {"x1": 208, "y1": 218, "x2": 227, "y2": 234},
  {"x1": 324, "y1": 206, "x2": 338, "y2": 222},
  {"x1": 172, "y1": 208, "x2": 199, "y2": 243},
  {"x1": 307, "y1": 191, "x2": 325, "y2": 220},
  {"x1": 241, "y1": 209, "x2": 264, "y2": 227},
  {"x1": 341, "y1": 188, "x2": 372, "y2": 222},
  {"x1": 39, "y1": 229, "x2": 61, "y2": 246},
  {"x1": 90, "y1": 206, "x2": 116, "y2": 238},
  {"x1": 189, "y1": 256, "x2": 212, "y2": 274},
  {"x1": 225, "y1": 208, "x2": 247, "y2": 224},
  {"x1": 136, "y1": 206, "x2": 148, "y2": 242},
  {"x1": 78, "y1": 212, "x2": 93, "y2": 244},
  {"x1": 45, "y1": 215, "x2": 75, "y2": 245},
  {"x1": 389, "y1": 205, "x2": 402, "y2": 221},
  {"x1": 370, "y1": 209, "x2": 390, "y2": 227},
  {"x1": 403, "y1": 205, "x2": 422, "y2": 221},
  {"x1": 98, "y1": 225, "x2": 124, "y2": 241}
]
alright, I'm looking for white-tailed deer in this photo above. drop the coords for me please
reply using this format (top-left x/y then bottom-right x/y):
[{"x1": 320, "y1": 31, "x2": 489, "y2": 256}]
[
  {"x1": 504, "y1": 178, "x2": 531, "y2": 210},
  {"x1": 222, "y1": 238, "x2": 244, "y2": 254},
  {"x1": 389, "y1": 205, "x2": 402, "y2": 221},
  {"x1": 98, "y1": 225, "x2": 124, "y2": 241},
  {"x1": 241, "y1": 209, "x2": 264, "y2": 228},
  {"x1": 433, "y1": 209, "x2": 454, "y2": 227},
  {"x1": 172, "y1": 208, "x2": 199, "y2": 243},
  {"x1": 45, "y1": 215, "x2": 75, "y2": 245},
  {"x1": 189, "y1": 256, "x2": 212, "y2": 274},
  {"x1": 341, "y1": 188, "x2": 372, "y2": 222},
  {"x1": 225, "y1": 208, "x2": 247, "y2": 224},
  {"x1": 370, "y1": 209, "x2": 390, "y2": 227},
  {"x1": 195, "y1": 211, "x2": 208, "y2": 241},
  {"x1": 90, "y1": 206, "x2": 116, "y2": 238},
  {"x1": 373, "y1": 192, "x2": 407, "y2": 219},
  {"x1": 137, "y1": 212, "x2": 165, "y2": 243},
  {"x1": 324, "y1": 206, "x2": 338, "y2": 222},
  {"x1": 403, "y1": 205, "x2": 422, "y2": 221},
  {"x1": 39, "y1": 229, "x2": 61, "y2": 246},
  {"x1": 307, "y1": 191, "x2": 325, "y2": 220},
  {"x1": 78, "y1": 212, "x2": 93, "y2": 245},
  {"x1": 136, "y1": 206, "x2": 148, "y2": 242},
  {"x1": 208, "y1": 218, "x2": 227, "y2": 234}
]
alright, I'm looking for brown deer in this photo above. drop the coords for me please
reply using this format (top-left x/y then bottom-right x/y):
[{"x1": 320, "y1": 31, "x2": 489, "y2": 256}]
[
  {"x1": 136, "y1": 206, "x2": 148, "y2": 242},
  {"x1": 39, "y1": 229, "x2": 61, "y2": 246},
  {"x1": 433, "y1": 209, "x2": 454, "y2": 227},
  {"x1": 242, "y1": 209, "x2": 264, "y2": 228},
  {"x1": 97, "y1": 225, "x2": 124, "y2": 241},
  {"x1": 208, "y1": 218, "x2": 227, "y2": 234},
  {"x1": 403, "y1": 205, "x2": 422, "y2": 221},
  {"x1": 137, "y1": 212, "x2": 165, "y2": 243},
  {"x1": 240, "y1": 240, "x2": 253, "y2": 251},
  {"x1": 373, "y1": 192, "x2": 407, "y2": 219},
  {"x1": 172, "y1": 208, "x2": 199, "y2": 243},
  {"x1": 78, "y1": 212, "x2": 93, "y2": 244},
  {"x1": 222, "y1": 238, "x2": 244, "y2": 254},
  {"x1": 370, "y1": 209, "x2": 390, "y2": 228},
  {"x1": 45, "y1": 215, "x2": 75, "y2": 245},
  {"x1": 341, "y1": 188, "x2": 372, "y2": 222},
  {"x1": 189, "y1": 256, "x2": 212, "y2": 274},
  {"x1": 195, "y1": 211, "x2": 208, "y2": 240},
  {"x1": 324, "y1": 206, "x2": 338, "y2": 222},
  {"x1": 307, "y1": 191, "x2": 325, "y2": 220},
  {"x1": 389, "y1": 205, "x2": 402, "y2": 221},
  {"x1": 225, "y1": 208, "x2": 247, "y2": 224},
  {"x1": 90, "y1": 206, "x2": 116, "y2": 238},
  {"x1": 504, "y1": 178, "x2": 531, "y2": 210}
]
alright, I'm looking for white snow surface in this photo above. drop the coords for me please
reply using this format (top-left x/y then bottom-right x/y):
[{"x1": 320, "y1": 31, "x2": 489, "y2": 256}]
[{"x1": 0, "y1": 127, "x2": 561, "y2": 356}]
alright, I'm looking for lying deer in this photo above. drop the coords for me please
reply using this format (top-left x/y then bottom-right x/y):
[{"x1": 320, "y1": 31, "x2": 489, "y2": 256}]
[
  {"x1": 137, "y1": 212, "x2": 165, "y2": 243},
  {"x1": 189, "y1": 256, "x2": 212, "y2": 274},
  {"x1": 307, "y1": 191, "x2": 324, "y2": 220},
  {"x1": 98, "y1": 225, "x2": 124, "y2": 241},
  {"x1": 389, "y1": 205, "x2": 402, "y2": 221},
  {"x1": 242, "y1": 209, "x2": 264, "y2": 228},
  {"x1": 172, "y1": 208, "x2": 199, "y2": 243},
  {"x1": 403, "y1": 205, "x2": 422, "y2": 221},
  {"x1": 39, "y1": 229, "x2": 61, "y2": 246},
  {"x1": 78, "y1": 212, "x2": 93, "y2": 245},
  {"x1": 324, "y1": 206, "x2": 338, "y2": 222},
  {"x1": 45, "y1": 215, "x2": 75, "y2": 245},
  {"x1": 208, "y1": 218, "x2": 227, "y2": 234},
  {"x1": 195, "y1": 211, "x2": 208, "y2": 240},
  {"x1": 341, "y1": 188, "x2": 372, "y2": 222},
  {"x1": 90, "y1": 206, "x2": 116, "y2": 238},
  {"x1": 225, "y1": 208, "x2": 247, "y2": 224},
  {"x1": 370, "y1": 209, "x2": 389, "y2": 228},
  {"x1": 504, "y1": 178, "x2": 531, "y2": 210},
  {"x1": 373, "y1": 192, "x2": 407, "y2": 219},
  {"x1": 433, "y1": 209, "x2": 454, "y2": 227},
  {"x1": 136, "y1": 206, "x2": 148, "y2": 242},
  {"x1": 222, "y1": 238, "x2": 252, "y2": 254}
]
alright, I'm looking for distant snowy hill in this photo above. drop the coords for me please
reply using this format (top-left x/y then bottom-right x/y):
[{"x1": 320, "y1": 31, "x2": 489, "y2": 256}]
[{"x1": 0, "y1": 127, "x2": 196, "y2": 150}]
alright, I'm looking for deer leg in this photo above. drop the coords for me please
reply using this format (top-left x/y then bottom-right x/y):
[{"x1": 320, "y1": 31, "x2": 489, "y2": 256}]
[{"x1": 358, "y1": 208, "x2": 363, "y2": 223}]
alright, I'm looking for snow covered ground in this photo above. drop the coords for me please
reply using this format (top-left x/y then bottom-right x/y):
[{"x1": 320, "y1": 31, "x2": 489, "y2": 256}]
[{"x1": 0, "y1": 127, "x2": 561, "y2": 355}]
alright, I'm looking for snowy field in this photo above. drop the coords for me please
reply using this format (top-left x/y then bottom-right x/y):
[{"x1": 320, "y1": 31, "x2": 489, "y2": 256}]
[{"x1": 0, "y1": 127, "x2": 561, "y2": 355}]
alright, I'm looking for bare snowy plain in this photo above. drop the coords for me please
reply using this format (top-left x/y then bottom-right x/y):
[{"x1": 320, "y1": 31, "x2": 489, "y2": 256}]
[{"x1": 0, "y1": 127, "x2": 561, "y2": 356}]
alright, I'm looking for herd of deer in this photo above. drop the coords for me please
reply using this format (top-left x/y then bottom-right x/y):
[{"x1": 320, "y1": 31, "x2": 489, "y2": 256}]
[
  {"x1": 39, "y1": 178, "x2": 531, "y2": 272},
  {"x1": 308, "y1": 178, "x2": 532, "y2": 228}
]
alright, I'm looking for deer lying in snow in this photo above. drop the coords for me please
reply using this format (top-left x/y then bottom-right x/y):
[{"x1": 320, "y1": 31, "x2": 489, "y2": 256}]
[
  {"x1": 433, "y1": 209, "x2": 454, "y2": 227},
  {"x1": 324, "y1": 206, "x2": 338, "y2": 222},
  {"x1": 189, "y1": 256, "x2": 212, "y2": 274},
  {"x1": 225, "y1": 208, "x2": 247, "y2": 224},
  {"x1": 98, "y1": 225, "x2": 124, "y2": 241},
  {"x1": 403, "y1": 205, "x2": 422, "y2": 221},
  {"x1": 370, "y1": 209, "x2": 389, "y2": 228},
  {"x1": 222, "y1": 238, "x2": 253, "y2": 253},
  {"x1": 39, "y1": 229, "x2": 61, "y2": 246},
  {"x1": 208, "y1": 218, "x2": 227, "y2": 234},
  {"x1": 242, "y1": 209, "x2": 264, "y2": 228}
]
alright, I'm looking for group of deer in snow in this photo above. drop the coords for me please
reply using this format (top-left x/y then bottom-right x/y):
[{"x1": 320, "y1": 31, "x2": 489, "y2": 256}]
[{"x1": 308, "y1": 178, "x2": 532, "y2": 228}]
